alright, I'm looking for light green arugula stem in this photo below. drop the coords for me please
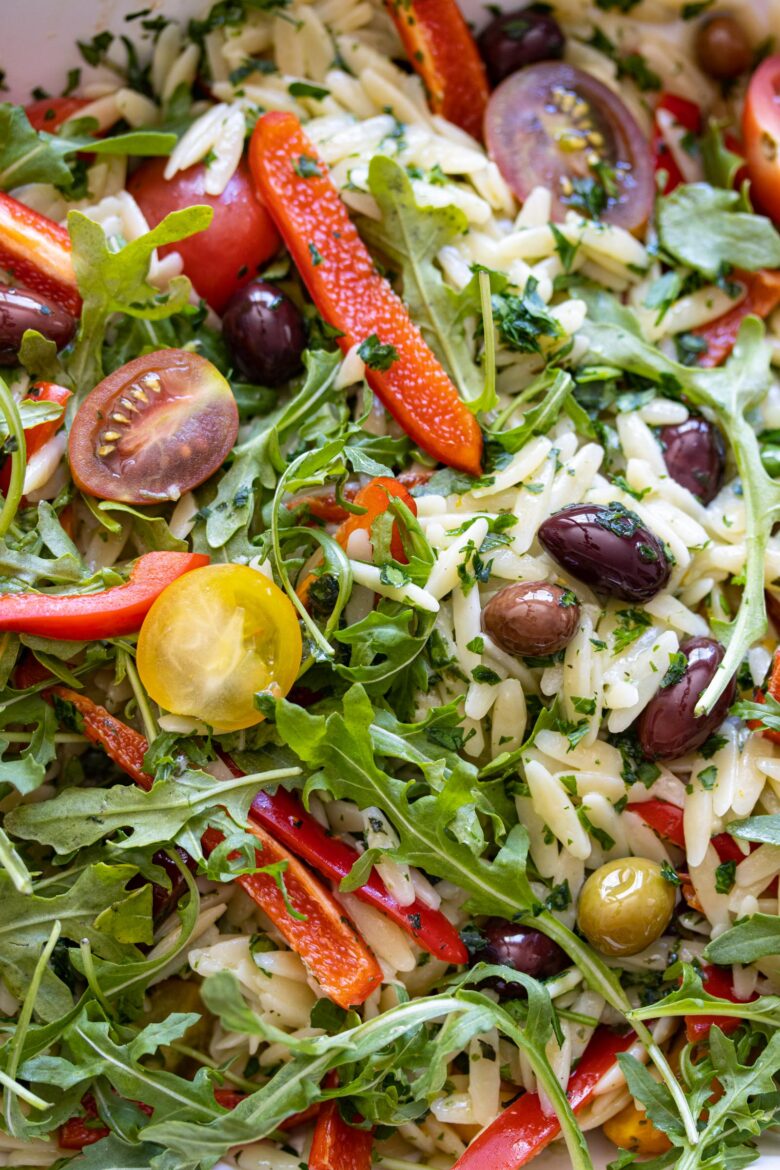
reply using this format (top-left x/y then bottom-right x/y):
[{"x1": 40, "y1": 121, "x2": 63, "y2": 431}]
[
  {"x1": 122, "y1": 650, "x2": 159, "y2": 743},
  {"x1": 0, "y1": 375, "x2": 26, "y2": 539},
  {"x1": 0, "y1": 825, "x2": 32, "y2": 895},
  {"x1": 2, "y1": 921, "x2": 59, "y2": 1132}
]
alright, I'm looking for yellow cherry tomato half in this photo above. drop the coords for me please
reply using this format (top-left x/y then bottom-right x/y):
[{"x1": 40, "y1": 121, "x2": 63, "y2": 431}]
[{"x1": 137, "y1": 563, "x2": 302, "y2": 732}]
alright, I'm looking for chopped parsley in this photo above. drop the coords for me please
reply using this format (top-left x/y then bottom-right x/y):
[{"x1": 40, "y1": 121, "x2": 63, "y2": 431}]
[{"x1": 358, "y1": 334, "x2": 400, "y2": 371}]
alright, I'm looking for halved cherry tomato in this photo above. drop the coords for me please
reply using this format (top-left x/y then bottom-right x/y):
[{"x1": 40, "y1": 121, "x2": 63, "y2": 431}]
[
  {"x1": 653, "y1": 94, "x2": 701, "y2": 195},
  {"x1": 744, "y1": 54, "x2": 780, "y2": 223},
  {"x1": 25, "y1": 96, "x2": 91, "y2": 133},
  {"x1": 0, "y1": 381, "x2": 70, "y2": 496},
  {"x1": 127, "y1": 157, "x2": 280, "y2": 313},
  {"x1": 68, "y1": 349, "x2": 239, "y2": 504},
  {"x1": 137, "y1": 563, "x2": 302, "y2": 732},
  {"x1": 485, "y1": 63, "x2": 654, "y2": 232}
]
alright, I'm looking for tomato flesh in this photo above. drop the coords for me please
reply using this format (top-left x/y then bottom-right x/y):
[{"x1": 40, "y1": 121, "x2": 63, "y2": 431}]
[
  {"x1": 484, "y1": 62, "x2": 654, "y2": 232},
  {"x1": 24, "y1": 96, "x2": 91, "y2": 133},
  {"x1": 127, "y1": 157, "x2": 281, "y2": 313},
  {"x1": 69, "y1": 349, "x2": 238, "y2": 504},
  {"x1": 137, "y1": 563, "x2": 302, "y2": 732},
  {"x1": 744, "y1": 54, "x2": 780, "y2": 223}
]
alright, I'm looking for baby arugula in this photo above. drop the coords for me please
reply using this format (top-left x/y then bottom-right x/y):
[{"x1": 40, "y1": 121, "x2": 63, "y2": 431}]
[{"x1": 581, "y1": 315, "x2": 777, "y2": 715}]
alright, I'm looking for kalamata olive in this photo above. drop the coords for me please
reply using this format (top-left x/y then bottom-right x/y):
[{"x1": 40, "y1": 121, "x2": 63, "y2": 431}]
[
  {"x1": 637, "y1": 636, "x2": 736, "y2": 760},
  {"x1": 577, "y1": 858, "x2": 676, "y2": 957},
  {"x1": 470, "y1": 918, "x2": 568, "y2": 997},
  {"x1": 222, "y1": 280, "x2": 306, "y2": 386},
  {"x1": 695, "y1": 15, "x2": 752, "y2": 80},
  {"x1": 478, "y1": 6, "x2": 565, "y2": 86},
  {"x1": 659, "y1": 418, "x2": 726, "y2": 504},
  {"x1": 537, "y1": 502, "x2": 671, "y2": 603},
  {"x1": 482, "y1": 580, "x2": 581, "y2": 657},
  {"x1": 149, "y1": 847, "x2": 196, "y2": 920},
  {"x1": 0, "y1": 284, "x2": 76, "y2": 365}
]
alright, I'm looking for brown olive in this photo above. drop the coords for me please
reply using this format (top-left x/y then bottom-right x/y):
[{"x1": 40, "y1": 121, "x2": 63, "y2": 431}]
[
  {"x1": 659, "y1": 418, "x2": 726, "y2": 504},
  {"x1": 637, "y1": 636, "x2": 736, "y2": 760},
  {"x1": 0, "y1": 284, "x2": 76, "y2": 365},
  {"x1": 482, "y1": 581, "x2": 581, "y2": 657},
  {"x1": 537, "y1": 503, "x2": 671, "y2": 603},
  {"x1": 468, "y1": 918, "x2": 568, "y2": 998},
  {"x1": 577, "y1": 858, "x2": 676, "y2": 957},
  {"x1": 695, "y1": 15, "x2": 752, "y2": 80}
]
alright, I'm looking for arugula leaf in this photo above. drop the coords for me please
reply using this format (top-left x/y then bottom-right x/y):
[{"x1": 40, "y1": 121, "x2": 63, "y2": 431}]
[
  {"x1": 701, "y1": 120, "x2": 746, "y2": 191},
  {"x1": 0, "y1": 864, "x2": 141, "y2": 1021},
  {"x1": 363, "y1": 156, "x2": 483, "y2": 406},
  {"x1": 0, "y1": 694, "x2": 56, "y2": 793},
  {"x1": 66, "y1": 205, "x2": 213, "y2": 398},
  {"x1": 657, "y1": 183, "x2": 780, "y2": 277},
  {"x1": 6, "y1": 764, "x2": 299, "y2": 856},
  {"x1": 727, "y1": 815, "x2": 780, "y2": 845},
  {"x1": 203, "y1": 348, "x2": 341, "y2": 549},
  {"x1": 628, "y1": 963, "x2": 780, "y2": 1029},
  {"x1": 0, "y1": 103, "x2": 175, "y2": 192},
  {"x1": 492, "y1": 369, "x2": 573, "y2": 455},
  {"x1": 705, "y1": 913, "x2": 780, "y2": 964},
  {"x1": 581, "y1": 316, "x2": 777, "y2": 714}
]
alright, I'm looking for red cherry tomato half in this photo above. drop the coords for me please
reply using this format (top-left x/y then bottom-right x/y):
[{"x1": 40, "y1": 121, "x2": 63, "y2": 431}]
[
  {"x1": 24, "y1": 96, "x2": 91, "y2": 133},
  {"x1": 68, "y1": 349, "x2": 239, "y2": 504},
  {"x1": 485, "y1": 62, "x2": 654, "y2": 233},
  {"x1": 127, "y1": 156, "x2": 281, "y2": 313},
  {"x1": 744, "y1": 54, "x2": 780, "y2": 223}
]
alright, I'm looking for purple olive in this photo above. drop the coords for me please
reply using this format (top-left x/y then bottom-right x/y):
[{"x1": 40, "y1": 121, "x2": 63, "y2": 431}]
[
  {"x1": 537, "y1": 502, "x2": 671, "y2": 603},
  {"x1": 659, "y1": 418, "x2": 726, "y2": 504},
  {"x1": 638, "y1": 636, "x2": 736, "y2": 760},
  {"x1": 0, "y1": 284, "x2": 76, "y2": 365},
  {"x1": 222, "y1": 280, "x2": 306, "y2": 386},
  {"x1": 482, "y1": 581, "x2": 581, "y2": 657},
  {"x1": 470, "y1": 919, "x2": 568, "y2": 998},
  {"x1": 146, "y1": 847, "x2": 197, "y2": 920},
  {"x1": 478, "y1": 6, "x2": 565, "y2": 86}
]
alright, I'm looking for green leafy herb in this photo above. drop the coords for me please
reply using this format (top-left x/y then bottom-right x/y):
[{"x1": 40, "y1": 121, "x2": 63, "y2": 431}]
[
  {"x1": 288, "y1": 81, "x2": 329, "y2": 100},
  {"x1": 292, "y1": 152, "x2": 323, "y2": 177},
  {"x1": 358, "y1": 333, "x2": 400, "y2": 371},
  {"x1": 705, "y1": 913, "x2": 780, "y2": 963},
  {"x1": 657, "y1": 183, "x2": 780, "y2": 278}
]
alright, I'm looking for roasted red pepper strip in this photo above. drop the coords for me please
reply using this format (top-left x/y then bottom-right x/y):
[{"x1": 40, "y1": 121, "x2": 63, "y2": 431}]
[
  {"x1": 383, "y1": 0, "x2": 488, "y2": 141},
  {"x1": 238, "y1": 770, "x2": 467, "y2": 965},
  {"x1": 58, "y1": 1094, "x2": 153, "y2": 1151},
  {"x1": 47, "y1": 688, "x2": 382, "y2": 1008},
  {"x1": 338, "y1": 477, "x2": 417, "y2": 563},
  {"x1": 0, "y1": 550, "x2": 209, "y2": 640},
  {"x1": 249, "y1": 113, "x2": 483, "y2": 477},
  {"x1": 309, "y1": 1100, "x2": 373, "y2": 1170},
  {"x1": 0, "y1": 192, "x2": 80, "y2": 315},
  {"x1": 0, "y1": 381, "x2": 71, "y2": 495},
  {"x1": 451, "y1": 1028, "x2": 635, "y2": 1170},
  {"x1": 749, "y1": 648, "x2": 780, "y2": 745},
  {"x1": 685, "y1": 964, "x2": 756, "y2": 1043},
  {"x1": 693, "y1": 269, "x2": 780, "y2": 368},
  {"x1": 652, "y1": 94, "x2": 701, "y2": 195},
  {"x1": 627, "y1": 799, "x2": 753, "y2": 867}
]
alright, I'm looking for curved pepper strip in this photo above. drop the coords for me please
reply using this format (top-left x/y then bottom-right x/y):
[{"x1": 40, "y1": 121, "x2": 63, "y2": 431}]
[
  {"x1": 0, "y1": 381, "x2": 71, "y2": 496},
  {"x1": 231, "y1": 767, "x2": 467, "y2": 965},
  {"x1": 685, "y1": 965, "x2": 756, "y2": 1044},
  {"x1": 383, "y1": 0, "x2": 488, "y2": 141},
  {"x1": 653, "y1": 94, "x2": 702, "y2": 195},
  {"x1": 309, "y1": 1099, "x2": 373, "y2": 1170},
  {"x1": 0, "y1": 550, "x2": 210, "y2": 640},
  {"x1": 627, "y1": 799, "x2": 756, "y2": 864},
  {"x1": 249, "y1": 113, "x2": 483, "y2": 476},
  {"x1": 451, "y1": 1027, "x2": 635, "y2": 1170},
  {"x1": 693, "y1": 269, "x2": 780, "y2": 367},
  {"x1": 0, "y1": 192, "x2": 80, "y2": 315},
  {"x1": 45, "y1": 687, "x2": 382, "y2": 1008}
]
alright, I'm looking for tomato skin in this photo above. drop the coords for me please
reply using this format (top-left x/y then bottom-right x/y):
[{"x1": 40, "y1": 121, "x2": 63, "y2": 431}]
[
  {"x1": 744, "y1": 55, "x2": 780, "y2": 223},
  {"x1": 127, "y1": 157, "x2": 280, "y2": 313},
  {"x1": 137, "y1": 563, "x2": 303, "y2": 732},
  {"x1": 25, "y1": 96, "x2": 91, "y2": 133},
  {"x1": 652, "y1": 94, "x2": 701, "y2": 195},
  {"x1": 68, "y1": 349, "x2": 239, "y2": 504}
]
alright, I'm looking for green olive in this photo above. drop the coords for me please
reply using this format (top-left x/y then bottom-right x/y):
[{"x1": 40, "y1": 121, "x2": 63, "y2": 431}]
[{"x1": 577, "y1": 858, "x2": 676, "y2": 957}]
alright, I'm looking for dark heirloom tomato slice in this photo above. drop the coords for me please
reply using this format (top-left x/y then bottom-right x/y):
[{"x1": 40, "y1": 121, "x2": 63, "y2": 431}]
[
  {"x1": 484, "y1": 62, "x2": 654, "y2": 233},
  {"x1": 69, "y1": 349, "x2": 239, "y2": 504},
  {"x1": 743, "y1": 55, "x2": 780, "y2": 224}
]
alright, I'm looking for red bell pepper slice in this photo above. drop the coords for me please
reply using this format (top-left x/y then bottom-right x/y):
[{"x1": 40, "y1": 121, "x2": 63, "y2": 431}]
[
  {"x1": 46, "y1": 687, "x2": 382, "y2": 1008},
  {"x1": 383, "y1": 0, "x2": 488, "y2": 141},
  {"x1": 685, "y1": 964, "x2": 756, "y2": 1043},
  {"x1": 337, "y1": 476, "x2": 417, "y2": 564},
  {"x1": 626, "y1": 799, "x2": 686, "y2": 849},
  {"x1": 748, "y1": 648, "x2": 780, "y2": 745},
  {"x1": 249, "y1": 113, "x2": 483, "y2": 477},
  {"x1": 25, "y1": 97, "x2": 91, "y2": 134},
  {"x1": 243, "y1": 773, "x2": 467, "y2": 965},
  {"x1": 0, "y1": 192, "x2": 80, "y2": 315},
  {"x1": 692, "y1": 269, "x2": 780, "y2": 368},
  {"x1": 58, "y1": 1094, "x2": 153, "y2": 1150},
  {"x1": 0, "y1": 381, "x2": 71, "y2": 495},
  {"x1": 452, "y1": 1027, "x2": 635, "y2": 1170},
  {"x1": 653, "y1": 95, "x2": 701, "y2": 195},
  {"x1": 0, "y1": 550, "x2": 209, "y2": 640},
  {"x1": 309, "y1": 1099, "x2": 373, "y2": 1170}
]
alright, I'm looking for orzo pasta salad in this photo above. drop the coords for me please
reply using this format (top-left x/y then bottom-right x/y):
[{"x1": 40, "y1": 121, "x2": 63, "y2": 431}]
[{"x1": 0, "y1": 0, "x2": 779, "y2": 1167}]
